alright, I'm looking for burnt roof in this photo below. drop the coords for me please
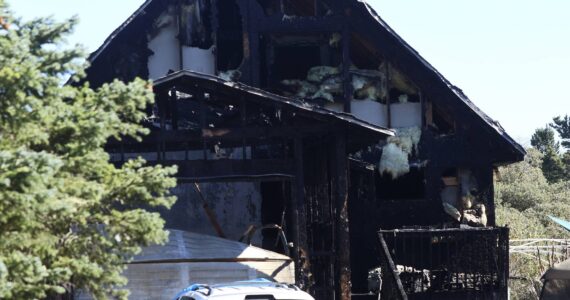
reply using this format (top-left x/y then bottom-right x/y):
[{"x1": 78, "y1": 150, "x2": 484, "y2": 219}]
[
  {"x1": 154, "y1": 70, "x2": 395, "y2": 139},
  {"x1": 87, "y1": 0, "x2": 525, "y2": 163},
  {"x1": 88, "y1": 0, "x2": 155, "y2": 64},
  {"x1": 354, "y1": 0, "x2": 525, "y2": 161}
]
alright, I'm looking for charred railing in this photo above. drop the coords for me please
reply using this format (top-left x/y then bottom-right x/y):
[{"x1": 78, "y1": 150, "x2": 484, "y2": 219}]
[
  {"x1": 378, "y1": 227, "x2": 509, "y2": 298},
  {"x1": 377, "y1": 233, "x2": 408, "y2": 300}
]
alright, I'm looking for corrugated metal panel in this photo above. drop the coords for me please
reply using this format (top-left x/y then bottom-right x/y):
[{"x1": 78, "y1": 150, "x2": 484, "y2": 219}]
[
  {"x1": 134, "y1": 230, "x2": 291, "y2": 262},
  {"x1": 75, "y1": 230, "x2": 294, "y2": 300}
]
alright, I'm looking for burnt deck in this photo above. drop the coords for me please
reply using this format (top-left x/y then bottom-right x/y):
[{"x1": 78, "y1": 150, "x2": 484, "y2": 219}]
[{"x1": 376, "y1": 227, "x2": 509, "y2": 300}]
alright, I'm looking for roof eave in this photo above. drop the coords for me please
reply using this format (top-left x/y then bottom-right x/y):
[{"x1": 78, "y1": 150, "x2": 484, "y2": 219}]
[{"x1": 154, "y1": 70, "x2": 395, "y2": 138}]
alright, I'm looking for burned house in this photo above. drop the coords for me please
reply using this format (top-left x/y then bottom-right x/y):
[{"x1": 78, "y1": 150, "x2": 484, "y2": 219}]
[{"x1": 84, "y1": 0, "x2": 525, "y2": 299}]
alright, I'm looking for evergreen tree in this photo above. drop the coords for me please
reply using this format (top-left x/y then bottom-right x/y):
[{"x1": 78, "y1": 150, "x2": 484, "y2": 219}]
[
  {"x1": 541, "y1": 147, "x2": 565, "y2": 183},
  {"x1": 550, "y1": 115, "x2": 570, "y2": 180},
  {"x1": 531, "y1": 127, "x2": 565, "y2": 182},
  {"x1": 562, "y1": 152, "x2": 570, "y2": 180},
  {"x1": 496, "y1": 148, "x2": 570, "y2": 299},
  {"x1": 551, "y1": 115, "x2": 570, "y2": 150},
  {"x1": 0, "y1": 2, "x2": 177, "y2": 299},
  {"x1": 531, "y1": 126, "x2": 559, "y2": 154}
]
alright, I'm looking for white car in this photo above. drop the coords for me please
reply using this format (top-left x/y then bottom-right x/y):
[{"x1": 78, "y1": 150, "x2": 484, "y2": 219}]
[{"x1": 173, "y1": 279, "x2": 314, "y2": 300}]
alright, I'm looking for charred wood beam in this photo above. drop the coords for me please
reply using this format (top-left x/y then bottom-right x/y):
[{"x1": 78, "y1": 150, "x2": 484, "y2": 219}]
[
  {"x1": 293, "y1": 137, "x2": 309, "y2": 288},
  {"x1": 157, "y1": 89, "x2": 168, "y2": 131},
  {"x1": 107, "y1": 127, "x2": 374, "y2": 156},
  {"x1": 249, "y1": 29, "x2": 261, "y2": 86},
  {"x1": 240, "y1": 96, "x2": 247, "y2": 159},
  {"x1": 342, "y1": 23, "x2": 352, "y2": 113},
  {"x1": 290, "y1": 139, "x2": 301, "y2": 285},
  {"x1": 155, "y1": 94, "x2": 166, "y2": 161},
  {"x1": 377, "y1": 233, "x2": 408, "y2": 300},
  {"x1": 198, "y1": 91, "x2": 208, "y2": 160},
  {"x1": 127, "y1": 159, "x2": 295, "y2": 179},
  {"x1": 483, "y1": 165, "x2": 496, "y2": 227},
  {"x1": 200, "y1": 125, "x2": 331, "y2": 140},
  {"x1": 210, "y1": 0, "x2": 220, "y2": 42},
  {"x1": 498, "y1": 227, "x2": 509, "y2": 292},
  {"x1": 177, "y1": 174, "x2": 293, "y2": 183},
  {"x1": 348, "y1": 157, "x2": 375, "y2": 173},
  {"x1": 107, "y1": 137, "x2": 287, "y2": 155},
  {"x1": 386, "y1": 63, "x2": 392, "y2": 127},
  {"x1": 419, "y1": 90, "x2": 426, "y2": 128},
  {"x1": 332, "y1": 131, "x2": 351, "y2": 300},
  {"x1": 245, "y1": 0, "x2": 261, "y2": 86},
  {"x1": 110, "y1": 125, "x2": 332, "y2": 145},
  {"x1": 256, "y1": 15, "x2": 343, "y2": 33},
  {"x1": 169, "y1": 87, "x2": 179, "y2": 130}
]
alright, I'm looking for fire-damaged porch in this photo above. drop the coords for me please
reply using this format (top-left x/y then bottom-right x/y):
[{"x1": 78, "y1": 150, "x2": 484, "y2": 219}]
[
  {"x1": 372, "y1": 227, "x2": 509, "y2": 300},
  {"x1": 348, "y1": 161, "x2": 511, "y2": 300}
]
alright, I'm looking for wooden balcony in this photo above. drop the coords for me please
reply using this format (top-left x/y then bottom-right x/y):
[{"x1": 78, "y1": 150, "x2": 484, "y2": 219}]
[{"x1": 376, "y1": 227, "x2": 509, "y2": 300}]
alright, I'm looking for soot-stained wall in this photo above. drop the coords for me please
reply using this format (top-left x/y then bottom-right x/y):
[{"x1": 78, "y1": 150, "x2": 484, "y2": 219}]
[{"x1": 164, "y1": 182, "x2": 264, "y2": 246}]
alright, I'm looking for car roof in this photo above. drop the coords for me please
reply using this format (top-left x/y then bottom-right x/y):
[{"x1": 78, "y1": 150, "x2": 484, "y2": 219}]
[{"x1": 177, "y1": 281, "x2": 314, "y2": 300}]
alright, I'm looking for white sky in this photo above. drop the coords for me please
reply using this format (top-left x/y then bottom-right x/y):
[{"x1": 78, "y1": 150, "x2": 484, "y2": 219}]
[{"x1": 9, "y1": 0, "x2": 570, "y2": 145}]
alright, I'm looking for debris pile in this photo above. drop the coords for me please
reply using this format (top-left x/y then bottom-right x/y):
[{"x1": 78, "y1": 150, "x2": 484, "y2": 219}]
[
  {"x1": 351, "y1": 69, "x2": 387, "y2": 101},
  {"x1": 281, "y1": 66, "x2": 342, "y2": 102},
  {"x1": 462, "y1": 203, "x2": 487, "y2": 227},
  {"x1": 442, "y1": 170, "x2": 488, "y2": 227},
  {"x1": 281, "y1": 65, "x2": 393, "y2": 103},
  {"x1": 219, "y1": 69, "x2": 241, "y2": 81}
]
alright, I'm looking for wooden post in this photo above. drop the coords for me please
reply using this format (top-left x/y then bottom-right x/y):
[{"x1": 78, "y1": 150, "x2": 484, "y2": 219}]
[
  {"x1": 334, "y1": 131, "x2": 351, "y2": 300},
  {"x1": 288, "y1": 181, "x2": 300, "y2": 285},
  {"x1": 158, "y1": 89, "x2": 167, "y2": 131},
  {"x1": 386, "y1": 63, "x2": 392, "y2": 128},
  {"x1": 169, "y1": 87, "x2": 178, "y2": 130},
  {"x1": 342, "y1": 23, "x2": 352, "y2": 113},
  {"x1": 193, "y1": 183, "x2": 226, "y2": 238},
  {"x1": 246, "y1": 0, "x2": 261, "y2": 86},
  {"x1": 419, "y1": 90, "x2": 425, "y2": 128},
  {"x1": 425, "y1": 100, "x2": 433, "y2": 126},
  {"x1": 156, "y1": 88, "x2": 168, "y2": 161},
  {"x1": 198, "y1": 91, "x2": 208, "y2": 160},
  {"x1": 486, "y1": 166, "x2": 496, "y2": 227},
  {"x1": 292, "y1": 137, "x2": 309, "y2": 288},
  {"x1": 241, "y1": 96, "x2": 247, "y2": 160}
]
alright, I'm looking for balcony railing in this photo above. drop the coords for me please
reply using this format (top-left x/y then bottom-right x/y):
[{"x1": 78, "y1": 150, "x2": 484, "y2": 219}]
[{"x1": 377, "y1": 227, "x2": 509, "y2": 299}]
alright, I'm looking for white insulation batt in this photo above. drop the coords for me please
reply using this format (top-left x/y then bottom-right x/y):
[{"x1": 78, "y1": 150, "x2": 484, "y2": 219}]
[
  {"x1": 307, "y1": 65, "x2": 339, "y2": 83},
  {"x1": 392, "y1": 127, "x2": 421, "y2": 155},
  {"x1": 147, "y1": 9, "x2": 215, "y2": 80},
  {"x1": 351, "y1": 99, "x2": 388, "y2": 127},
  {"x1": 280, "y1": 66, "x2": 342, "y2": 102},
  {"x1": 219, "y1": 69, "x2": 242, "y2": 81},
  {"x1": 379, "y1": 126, "x2": 422, "y2": 179},
  {"x1": 379, "y1": 143, "x2": 409, "y2": 179},
  {"x1": 182, "y1": 45, "x2": 215, "y2": 75},
  {"x1": 390, "y1": 102, "x2": 422, "y2": 128},
  {"x1": 147, "y1": 15, "x2": 180, "y2": 80}
]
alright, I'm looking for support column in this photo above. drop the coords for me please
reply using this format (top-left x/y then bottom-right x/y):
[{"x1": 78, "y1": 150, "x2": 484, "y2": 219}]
[
  {"x1": 484, "y1": 166, "x2": 496, "y2": 226},
  {"x1": 342, "y1": 21, "x2": 352, "y2": 113},
  {"x1": 292, "y1": 137, "x2": 310, "y2": 288},
  {"x1": 333, "y1": 132, "x2": 351, "y2": 300},
  {"x1": 169, "y1": 87, "x2": 178, "y2": 130},
  {"x1": 245, "y1": 0, "x2": 261, "y2": 86}
]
